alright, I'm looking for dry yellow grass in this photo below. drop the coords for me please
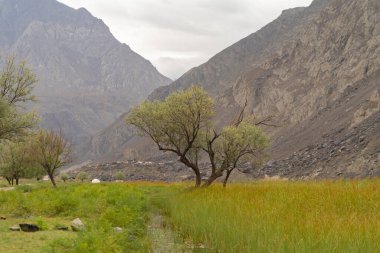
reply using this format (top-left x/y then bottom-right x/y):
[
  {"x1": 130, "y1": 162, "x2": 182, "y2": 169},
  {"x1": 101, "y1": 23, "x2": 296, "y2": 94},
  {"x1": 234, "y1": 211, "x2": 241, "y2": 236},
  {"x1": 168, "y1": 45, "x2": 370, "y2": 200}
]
[{"x1": 162, "y1": 180, "x2": 380, "y2": 252}]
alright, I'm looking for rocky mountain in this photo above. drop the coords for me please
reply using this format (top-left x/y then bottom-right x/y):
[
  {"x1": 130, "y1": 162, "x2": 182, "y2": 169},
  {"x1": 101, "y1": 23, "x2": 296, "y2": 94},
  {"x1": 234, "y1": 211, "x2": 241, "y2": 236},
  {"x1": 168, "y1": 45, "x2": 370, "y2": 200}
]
[
  {"x1": 0, "y1": 0, "x2": 171, "y2": 144},
  {"x1": 84, "y1": 0, "x2": 379, "y2": 179}
]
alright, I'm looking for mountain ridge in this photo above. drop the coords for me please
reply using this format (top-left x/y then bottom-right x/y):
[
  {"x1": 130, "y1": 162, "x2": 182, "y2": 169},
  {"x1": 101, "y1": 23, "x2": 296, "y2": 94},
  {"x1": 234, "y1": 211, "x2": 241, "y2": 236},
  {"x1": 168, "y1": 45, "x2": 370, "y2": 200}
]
[
  {"x1": 84, "y1": 0, "x2": 379, "y2": 179},
  {"x1": 0, "y1": 0, "x2": 171, "y2": 144}
]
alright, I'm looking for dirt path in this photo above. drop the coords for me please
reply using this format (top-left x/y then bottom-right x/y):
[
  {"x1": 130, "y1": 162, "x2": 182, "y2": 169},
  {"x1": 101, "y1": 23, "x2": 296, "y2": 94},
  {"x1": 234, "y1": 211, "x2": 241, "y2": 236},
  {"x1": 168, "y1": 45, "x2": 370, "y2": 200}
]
[
  {"x1": 0, "y1": 187, "x2": 15, "y2": 191},
  {"x1": 148, "y1": 213, "x2": 191, "y2": 253}
]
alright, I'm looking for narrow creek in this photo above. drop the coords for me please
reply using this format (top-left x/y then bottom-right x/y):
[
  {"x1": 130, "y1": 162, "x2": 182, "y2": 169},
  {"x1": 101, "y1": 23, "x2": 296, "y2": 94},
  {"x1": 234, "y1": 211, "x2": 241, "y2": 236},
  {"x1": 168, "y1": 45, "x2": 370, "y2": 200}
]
[{"x1": 148, "y1": 213, "x2": 191, "y2": 253}]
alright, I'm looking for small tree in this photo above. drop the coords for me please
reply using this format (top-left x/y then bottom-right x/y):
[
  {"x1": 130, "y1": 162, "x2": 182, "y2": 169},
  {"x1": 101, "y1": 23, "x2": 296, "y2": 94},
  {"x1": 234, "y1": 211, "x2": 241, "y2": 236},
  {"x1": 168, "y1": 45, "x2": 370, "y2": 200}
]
[
  {"x1": 214, "y1": 122, "x2": 268, "y2": 187},
  {"x1": 126, "y1": 86, "x2": 213, "y2": 187},
  {"x1": 126, "y1": 86, "x2": 270, "y2": 187},
  {"x1": 29, "y1": 130, "x2": 71, "y2": 187},
  {"x1": 76, "y1": 172, "x2": 88, "y2": 182},
  {"x1": 114, "y1": 171, "x2": 125, "y2": 181},
  {"x1": 60, "y1": 172, "x2": 69, "y2": 183},
  {"x1": 0, "y1": 141, "x2": 30, "y2": 185}
]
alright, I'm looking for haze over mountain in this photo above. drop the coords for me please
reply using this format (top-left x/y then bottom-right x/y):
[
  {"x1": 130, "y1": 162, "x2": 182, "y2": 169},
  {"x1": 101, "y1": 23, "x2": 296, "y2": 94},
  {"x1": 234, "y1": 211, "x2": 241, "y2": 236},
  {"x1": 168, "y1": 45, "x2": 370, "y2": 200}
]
[
  {"x1": 0, "y1": 0, "x2": 171, "y2": 145},
  {"x1": 86, "y1": 0, "x2": 379, "y2": 178}
]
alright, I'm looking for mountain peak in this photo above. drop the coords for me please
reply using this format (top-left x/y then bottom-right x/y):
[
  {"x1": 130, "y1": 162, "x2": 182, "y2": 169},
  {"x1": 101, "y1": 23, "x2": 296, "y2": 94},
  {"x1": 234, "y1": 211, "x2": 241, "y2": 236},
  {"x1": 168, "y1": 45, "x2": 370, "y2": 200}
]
[{"x1": 0, "y1": 0, "x2": 171, "y2": 147}]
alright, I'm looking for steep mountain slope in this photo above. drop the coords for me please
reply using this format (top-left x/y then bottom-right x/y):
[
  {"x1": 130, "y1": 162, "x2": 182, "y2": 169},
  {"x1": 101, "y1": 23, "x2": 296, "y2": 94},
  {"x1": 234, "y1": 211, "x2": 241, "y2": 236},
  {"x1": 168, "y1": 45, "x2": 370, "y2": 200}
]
[
  {"x1": 85, "y1": 0, "x2": 379, "y2": 178},
  {"x1": 0, "y1": 0, "x2": 171, "y2": 144}
]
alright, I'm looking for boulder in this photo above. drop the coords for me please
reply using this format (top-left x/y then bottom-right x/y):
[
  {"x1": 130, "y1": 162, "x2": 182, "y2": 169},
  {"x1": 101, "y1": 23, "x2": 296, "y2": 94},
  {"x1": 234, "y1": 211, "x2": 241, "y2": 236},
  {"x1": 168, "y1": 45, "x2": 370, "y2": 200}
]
[
  {"x1": 91, "y1": 179, "x2": 101, "y2": 184},
  {"x1": 71, "y1": 218, "x2": 85, "y2": 231},
  {"x1": 19, "y1": 223, "x2": 39, "y2": 232}
]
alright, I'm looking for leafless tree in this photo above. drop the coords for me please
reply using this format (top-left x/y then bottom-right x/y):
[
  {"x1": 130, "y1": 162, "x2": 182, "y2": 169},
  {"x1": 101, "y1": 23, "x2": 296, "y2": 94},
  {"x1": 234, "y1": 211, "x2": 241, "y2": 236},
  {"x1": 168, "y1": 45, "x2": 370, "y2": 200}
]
[{"x1": 30, "y1": 130, "x2": 71, "y2": 187}]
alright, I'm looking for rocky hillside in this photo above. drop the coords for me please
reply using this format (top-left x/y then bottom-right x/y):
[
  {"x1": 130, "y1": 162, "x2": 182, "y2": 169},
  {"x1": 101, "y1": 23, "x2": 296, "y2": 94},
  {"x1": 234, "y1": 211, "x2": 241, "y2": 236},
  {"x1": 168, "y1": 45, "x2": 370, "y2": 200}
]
[
  {"x1": 84, "y1": 0, "x2": 379, "y2": 179},
  {"x1": 0, "y1": 0, "x2": 171, "y2": 144}
]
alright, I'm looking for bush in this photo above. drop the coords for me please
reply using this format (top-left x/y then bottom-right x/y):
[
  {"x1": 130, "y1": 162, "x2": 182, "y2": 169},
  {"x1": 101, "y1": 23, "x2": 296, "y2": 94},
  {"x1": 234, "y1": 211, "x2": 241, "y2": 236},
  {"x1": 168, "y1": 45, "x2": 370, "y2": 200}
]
[
  {"x1": 76, "y1": 172, "x2": 88, "y2": 182},
  {"x1": 16, "y1": 184, "x2": 33, "y2": 193},
  {"x1": 60, "y1": 172, "x2": 69, "y2": 182},
  {"x1": 114, "y1": 171, "x2": 125, "y2": 181},
  {"x1": 35, "y1": 217, "x2": 49, "y2": 231}
]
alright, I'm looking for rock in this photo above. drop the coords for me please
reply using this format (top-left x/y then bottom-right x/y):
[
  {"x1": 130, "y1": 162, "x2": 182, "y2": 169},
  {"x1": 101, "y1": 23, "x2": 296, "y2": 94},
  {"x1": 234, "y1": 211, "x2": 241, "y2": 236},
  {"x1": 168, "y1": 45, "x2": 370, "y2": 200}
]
[
  {"x1": 55, "y1": 226, "x2": 69, "y2": 231},
  {"x1": 19, "y1": 224, "x2": 40, "y2": 232},
  {"x1": 91, "y1": 179, "x2": 101, "y2": 184},
  {"x1": 71, "y1": 218, "x2": 85, "y2": 231},
  {"x1": 9, "y1": 226, "x2": 21, "y2": 231},
  {"x1": 114, "y1": 227, "x2": 123, "y2": 233}
]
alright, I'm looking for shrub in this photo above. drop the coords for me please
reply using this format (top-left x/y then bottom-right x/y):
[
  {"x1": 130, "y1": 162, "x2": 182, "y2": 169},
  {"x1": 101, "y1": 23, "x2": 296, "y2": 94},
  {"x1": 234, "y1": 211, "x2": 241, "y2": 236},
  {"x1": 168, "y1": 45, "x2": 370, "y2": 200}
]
[
  {"x1": 76, "y1": 172, "x2": 88, "y2": 182},
  {"x1": 114, "y1": 171, "x2": 125, "y2": 181},
  {"x1": 60, "y1": 172, "x2": 69, "y2": 183}
]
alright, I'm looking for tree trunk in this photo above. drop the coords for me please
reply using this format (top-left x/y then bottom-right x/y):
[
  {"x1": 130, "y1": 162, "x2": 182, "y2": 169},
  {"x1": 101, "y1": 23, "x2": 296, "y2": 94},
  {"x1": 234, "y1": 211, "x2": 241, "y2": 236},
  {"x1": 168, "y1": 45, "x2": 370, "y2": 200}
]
[
  {"x1": 203, "y1": 172, "x2": 223, "y2": 187},
  {"x1": 15, "y1": 177, "x2": 19, "y2": 186},
  {"x1": 195, "y1": 170, "x2": 202, "y2": 187},
  {"x1": 48, "y1": 173, "x2": 57, "y2": 188},
  {"x1": 5, "y1": 177, "x2": 12, "y2": 185},
  {"x1": 179, "y1": 156, "x2": 202, "y2": 187},
  {"x1": 223, "y1": 170, "x2": 233, "y2": 188}
]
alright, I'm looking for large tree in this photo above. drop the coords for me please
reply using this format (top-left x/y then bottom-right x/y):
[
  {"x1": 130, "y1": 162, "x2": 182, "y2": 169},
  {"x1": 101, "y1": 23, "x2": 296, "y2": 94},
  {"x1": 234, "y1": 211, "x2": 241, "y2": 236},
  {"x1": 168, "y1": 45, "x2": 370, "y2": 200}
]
[
  {"x1": 0, "y1": 55, "x2": 37, "y2": 141},
  {"x1": 126, "y1": 86, "x2": 269, "y2": 187},
  {"x1": 29, "y1": 130, "x2": 72, "y2": 187}
]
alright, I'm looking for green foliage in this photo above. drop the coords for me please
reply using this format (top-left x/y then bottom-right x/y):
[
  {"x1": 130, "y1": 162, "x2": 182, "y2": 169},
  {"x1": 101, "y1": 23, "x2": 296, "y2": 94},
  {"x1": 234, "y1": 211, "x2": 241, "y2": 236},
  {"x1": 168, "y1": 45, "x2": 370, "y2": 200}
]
[
  {"x1": 77, "y1": 172, "x2": 88, "y2": 182},
  {"x1": 0, "y1": 98, "x2": 37, "y2": 141},
  {"x1": 60, "y1": 172, "x2": 69, "y2": 182},
  {"x1": 0, "y1": 55, "x2": 38, "y2": 141},
  {"x1": 35, "y1": 217, "x2": 49, "y2": 231},
  {"x1": 16, "y1": 184, "x2": 33, "y2": 193},
  {"x1": 126, "y1": 86, "x2": 270, "y2": 187},
  {"x1": 114, "y1": 171, "x2": 125, "y2": 181},
  {"x1": 126, "y1": 86, "x2": 214, "y2": 154},
  {"x1": 216, "y1": 121, "x2": 269, "y2": 167},
  {"x1": 0, "y1": 140, "x2": 32, "y2": 184},
  {"x1": 0, "y1": 55, "x2": 37, "y2": 105}
]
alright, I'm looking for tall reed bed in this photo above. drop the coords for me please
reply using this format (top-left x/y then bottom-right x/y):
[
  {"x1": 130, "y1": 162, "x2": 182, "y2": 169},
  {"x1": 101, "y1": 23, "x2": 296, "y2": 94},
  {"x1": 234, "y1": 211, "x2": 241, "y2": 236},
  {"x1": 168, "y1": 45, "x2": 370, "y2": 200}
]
[{"x1": 162, "y1": 180, "x2": 380, "y2": 252}]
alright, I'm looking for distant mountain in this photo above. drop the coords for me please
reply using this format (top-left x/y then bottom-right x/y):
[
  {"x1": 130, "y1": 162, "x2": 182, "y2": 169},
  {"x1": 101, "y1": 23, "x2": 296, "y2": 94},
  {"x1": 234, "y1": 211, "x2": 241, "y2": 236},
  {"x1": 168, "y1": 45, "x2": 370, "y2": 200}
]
[
  {"x1": 0, "y1": 0, "x2": 171, "y2": 144},
  {"x1": 86, "y1": 0, "x2": 379, "y2": 179}
]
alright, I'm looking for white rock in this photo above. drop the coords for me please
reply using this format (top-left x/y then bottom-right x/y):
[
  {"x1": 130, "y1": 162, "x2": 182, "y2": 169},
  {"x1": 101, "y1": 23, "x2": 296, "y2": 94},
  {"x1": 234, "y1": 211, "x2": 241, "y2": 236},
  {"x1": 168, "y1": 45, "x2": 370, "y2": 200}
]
[
  {"x1": 114, "y1": 227, "x2": 123, "y2": 233},
  {"x1": 91, "y1": 179, "x2": 101, "y2": 184},
  {"x1": 71, "y1": 218, "x2": 85, "y2": 231}
]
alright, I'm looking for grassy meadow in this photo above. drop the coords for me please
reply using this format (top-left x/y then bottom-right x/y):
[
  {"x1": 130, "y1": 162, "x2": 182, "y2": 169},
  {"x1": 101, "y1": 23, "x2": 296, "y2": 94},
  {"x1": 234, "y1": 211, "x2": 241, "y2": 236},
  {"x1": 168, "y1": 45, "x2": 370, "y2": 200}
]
[
  {"x1": 0, "y1": 179, "x2": 379, "y2": 252},
  {"x1": 0, "y1": 182, "x2": 152, "y2": 252}
]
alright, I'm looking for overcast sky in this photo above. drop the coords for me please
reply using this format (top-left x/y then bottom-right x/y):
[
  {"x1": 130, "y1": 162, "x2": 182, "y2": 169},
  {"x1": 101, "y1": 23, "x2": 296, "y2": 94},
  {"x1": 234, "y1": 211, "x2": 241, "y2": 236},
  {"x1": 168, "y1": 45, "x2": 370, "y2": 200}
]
[{"x1": 58, "y1": 0, "x2": 313, "y2": 79}]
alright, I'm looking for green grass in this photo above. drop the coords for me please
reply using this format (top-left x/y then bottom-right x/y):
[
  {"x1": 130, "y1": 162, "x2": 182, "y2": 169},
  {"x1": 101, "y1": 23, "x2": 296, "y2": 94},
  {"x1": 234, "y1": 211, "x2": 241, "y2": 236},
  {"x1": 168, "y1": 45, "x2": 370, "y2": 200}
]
[
  {"x1": 161, "y1": 180, "x2": 380, "y2": 253},
  {"x1": 0, "y1": 183, "x2": 153, "y2": 253},
  {"x1": 1, "y1": 180, "x2": 379, "y2": 252}
]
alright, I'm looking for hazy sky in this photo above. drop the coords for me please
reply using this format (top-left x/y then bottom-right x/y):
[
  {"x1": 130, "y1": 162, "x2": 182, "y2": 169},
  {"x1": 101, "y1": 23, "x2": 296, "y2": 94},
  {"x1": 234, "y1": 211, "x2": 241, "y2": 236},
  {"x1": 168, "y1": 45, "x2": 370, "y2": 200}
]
[{"x1": 58, "y1": 0, "x2": 313, "y2": 79}]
